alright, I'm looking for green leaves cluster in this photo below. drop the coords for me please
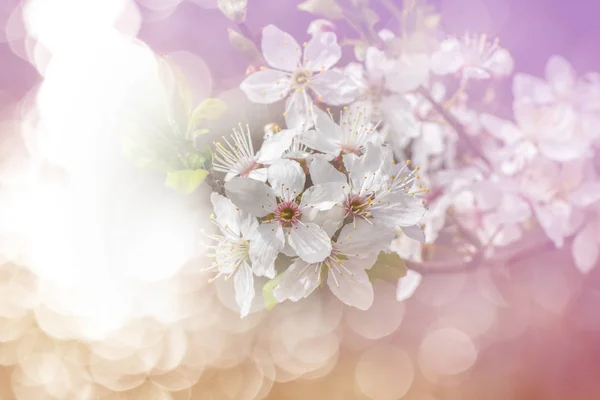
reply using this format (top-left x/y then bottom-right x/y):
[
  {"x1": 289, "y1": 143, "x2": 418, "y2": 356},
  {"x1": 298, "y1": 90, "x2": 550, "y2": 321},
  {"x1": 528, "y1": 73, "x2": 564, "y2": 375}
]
[{"x1": 122, "y1": 57, "x2": 227, "y2": 194}]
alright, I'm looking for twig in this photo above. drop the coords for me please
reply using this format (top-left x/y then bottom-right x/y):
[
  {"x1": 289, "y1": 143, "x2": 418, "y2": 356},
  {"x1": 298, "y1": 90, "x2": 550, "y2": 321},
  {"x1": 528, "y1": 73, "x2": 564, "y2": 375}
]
[{"x1": 417, "y1": 86, "x2": 492, "y2": 169}]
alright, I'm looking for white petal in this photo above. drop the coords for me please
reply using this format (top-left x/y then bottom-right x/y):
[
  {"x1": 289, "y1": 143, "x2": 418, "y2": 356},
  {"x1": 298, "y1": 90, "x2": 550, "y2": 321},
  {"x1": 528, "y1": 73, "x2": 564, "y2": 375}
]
[
  {"x1": 479, "y1": 113, "x2": 522, "y2": 145},
  {"x1": 273, "y1": 259, "x2": 320, "y2": 302},
  {"x1": 303, "y1": 207, "x2": 344, "y2": 237},
  {"x1": 247, "y1": 168, "x2": 268, "y2": 182},
  {"x1": 570, "y1": 182, "x2": 600, "y2": 207},
  {"x1": 288, "y1": 222, "x2": 332, "y2": 263},
  {"x1": 396, "y1": 269, "x2": 422, "y2": 302},
  {"x1": 402, "y1": 224, "x2": 426, "y2": 243},
  {"x1": 545, "y1": 55, "x2": 576, "y2": 96},
  {"x1": 486, "y1": 48, "x2": 514, "y2": 76},
  {"x1": 301, "y1": 128, "x2": 340, "y2": 156},
  {"x1": 327, "y1": 260, "x2": 374, "y2": 310},
  {"x1": 210, "y1": 193, "x2": 242, "y2": 235},
  {"x1": 365, "y1": 47, "x2": 395, "y2": 81},
  {"x1": 249, "y1": 223, "x2": 284, "y2": 278},
  {"x1": 257, "y1": 129, "x2": 297, "y2": 164},
  {"x1": 386, "y1": 53, "x2": 430, "y2": 93},
  {"x1": 572, "y1": 223, "x2": 599, "y2": 274},
  {"x1": 267, "y1": 159, "x2": 305, "y2": 201},
  {"x1": 371, "y1": 192, "x2": 425, "y2": 228},
  {"x1": 499, "y1": 194, "x2": 531, "y2": 223},
  {"x1": 234, "y1": 262, "x2": 255, "y2": 317},
  {"x1": 534, "y1": 202, "x2": 571, "y2": 248},
  {"x1": 512, "y1": 73, "x2": 554, "y2": 105},
  {"x1": 303, "y1": 32, "x2": 341, "y2": 71},
  {"x1": 261, "y1": 25, "x2": 301, "y2": 72},
  {"x1": 336, "y1": 218, "x2": 395, "y2": 255},
  {"x1": 538, "y1": 139, "x2": 589, "y2": 161},
  {"x1": 240, "y1": 69, "x2": 291, "y2": 104},
  {"x1": 300, "y1": 182, "x2": 346, "y2": 210},
  {"x1": 309, "y1": 156, "x2": 346, "y2": 185},
  {"x1": 225, "y1": 177, "x2": 277, "y2": 217},
  {"x1": 462, "y1": 66, "x2": 491, "y2": 81},
  {"x1": 310, "y1": 69, "x2": 360, "y2": 105},
  {"x1": 344, "y1": 62, "x2": 368, "y2": 88},
  {"x1": 430, "y1": 39, "x2": 463, "y2": 75},
  {"x1": 285, "y1": 91, "x2": 315, "y2": 129}
]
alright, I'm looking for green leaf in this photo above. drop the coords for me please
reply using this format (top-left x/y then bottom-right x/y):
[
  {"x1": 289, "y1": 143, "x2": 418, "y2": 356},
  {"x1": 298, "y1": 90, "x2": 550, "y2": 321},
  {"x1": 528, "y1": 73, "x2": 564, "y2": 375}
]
[
  {"x1": 165, "y1": 169, "x2": 208, "y2": 194},
  {"x1": 366, "y1": 252, "x2": 408, "y2": 283},
  {"x1": 262, "y1": 273, "x2": 284, "y2": 311},
  {"x1": 298, "y1": 0, "x2": 344, "y2": 19},
  {"x1": 188, "y1": 98, "x2": 228, "y2": 136}
]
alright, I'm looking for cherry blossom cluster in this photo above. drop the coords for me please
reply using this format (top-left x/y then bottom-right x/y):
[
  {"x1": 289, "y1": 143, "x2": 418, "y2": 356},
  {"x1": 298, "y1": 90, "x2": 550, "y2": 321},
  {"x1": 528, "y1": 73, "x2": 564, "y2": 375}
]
[
  {"x1": 207, "y1": 22, "x2": 600, "y2": 316},
  {"x1": 208, "y1": 114, "x2": 426, "y2": 316}
]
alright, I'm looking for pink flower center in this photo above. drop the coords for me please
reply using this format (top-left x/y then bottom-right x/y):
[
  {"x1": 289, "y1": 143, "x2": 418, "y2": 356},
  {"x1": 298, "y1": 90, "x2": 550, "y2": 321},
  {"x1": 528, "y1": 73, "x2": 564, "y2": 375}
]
[
  {"x1": 239, "y1": 159, "x2": 259, "y2": 177},
  {"x1": 274, "y1": 201, "x2": 301, "y2": 226},
  {"x1": 344, "y1": 194, "x2": 373, "y2": 219}
]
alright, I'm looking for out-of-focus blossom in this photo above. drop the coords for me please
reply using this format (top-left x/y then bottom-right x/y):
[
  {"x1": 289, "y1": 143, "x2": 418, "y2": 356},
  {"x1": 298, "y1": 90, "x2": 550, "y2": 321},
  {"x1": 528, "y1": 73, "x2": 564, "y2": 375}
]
[
  {"x1": 217, "y1": 0, "x2": 247, "y2": 22},
  {"x1": 345, "y1": 42, "x2": 430, "y2": 139},
  {"x1": 511, "y1": 56, "x2": 600, "y2": 160},
  {"x1": 240, "y1": 25, "x2": 359, "y2": 129},
  {"x1": 431, "y1": 34, "x2": 514, "y2": 82}
]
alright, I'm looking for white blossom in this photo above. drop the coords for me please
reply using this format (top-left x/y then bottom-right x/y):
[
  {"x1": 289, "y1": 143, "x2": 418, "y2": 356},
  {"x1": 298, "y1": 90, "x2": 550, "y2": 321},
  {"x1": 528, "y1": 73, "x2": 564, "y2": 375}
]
[{"x1": 240, "y1": 25, "x2": 359, "y2": 129}]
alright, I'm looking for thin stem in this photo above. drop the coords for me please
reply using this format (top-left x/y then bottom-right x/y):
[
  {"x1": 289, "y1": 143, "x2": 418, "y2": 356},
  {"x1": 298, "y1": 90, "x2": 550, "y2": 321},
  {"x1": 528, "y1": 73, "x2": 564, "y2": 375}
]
[{"x1": 417, "y1": 86, "x2": 492, "y2": 169}]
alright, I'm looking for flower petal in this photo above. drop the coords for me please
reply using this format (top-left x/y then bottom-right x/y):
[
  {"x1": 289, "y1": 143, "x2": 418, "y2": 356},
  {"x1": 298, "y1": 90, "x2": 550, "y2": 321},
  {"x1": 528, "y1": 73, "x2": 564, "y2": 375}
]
[
  {"x1": 570, "y1": 182, "x2": 600, "y2": 207},
  {"x1": 273, "y1": 259, "x2": 320, "y2": 302},
  {"x1": 572, "y1": 223, "x2": 599, "y2": 274},
  {"x1": 396, "y1": 269, "x2": 422, "y2": 302},
  {"x1": 261, "y1": 25, "x2": 301, "y2": 72},
  {"x1": 285, "y1": 90, "x2": 315, "y2": 129},
  {"x1": 430, "y1": 38, "x2": 463, "y2": 75},
  {"x1": 479, "y1": 113, "x2": 522, "y2": 145},
  {"x1": 401, "y1": 224, "x2": 426, "y2": 243},
  {"x1": 534, "y1": 202, "x2": 571, "y2": 248},
  {"x1": 240, "y1": 69, "x2": 291, "y2": 104},
  {"x1": 300, "y1": 182, "x2": 346, "y2": 211},
  {"x1": 310, "y1": 69, "x2": 359, "y2": 105},
  {"x1": 257, "y1": 129, "x2": 297, "y2": 164},
  {"x1": 249, "y1": 223, "x2": 284, "y2": 278},
  {"x1": 301, "y1": 128, "x2": 340, "y2": 155},
  {"x1": 371, "y1": 192, "x2": 425, "y2": 228},
  {"x1": 327, "y1": 260, "x2": 374, "y2": 310},
  {"x1": 303, "y1": 32, "x2": 341, "y2": 71},
  {"x1": 386, "y1": 53, "x2": 430, "y2": 93},
  {"x1": 234, "y1": 262, "x2": 255, "y2": 317},
  {"x1": 247, "y1": 168, "x2": 268, "y2": 182},
  {"x1": 267, "y1": 159, "x2": 306, "y2": 201},
  {"x1": 336, "y1": 218, "x2": 394, "y2": 256},
  {"x1": 225, "y1": 177, "x2": 277, "y2": 217},
  {"x1": 545, "y1": 55, "x2": 576, "y2": 97},
  {"x1": 512, "y1": 73, "x2": 554, "y2": 105},
  {"x1": 309, "y1": 157, "x2": 346, "y2": 185},
  {"x1": 210, "y1": 193, "x2": 242, "y2": 235},
  {"x1": 288, "y1": 222, "x2": 332, "y2": 263},
  {"x1": 486, "y1": 48, "x2": 514, "y2": 76}
]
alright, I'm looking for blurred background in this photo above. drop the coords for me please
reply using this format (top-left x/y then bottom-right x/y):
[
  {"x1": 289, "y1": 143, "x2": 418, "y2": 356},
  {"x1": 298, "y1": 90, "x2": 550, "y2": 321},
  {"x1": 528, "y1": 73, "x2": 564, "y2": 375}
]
[{"x1": 1, "y1": 1, "x2": 600, "y2": 399}]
